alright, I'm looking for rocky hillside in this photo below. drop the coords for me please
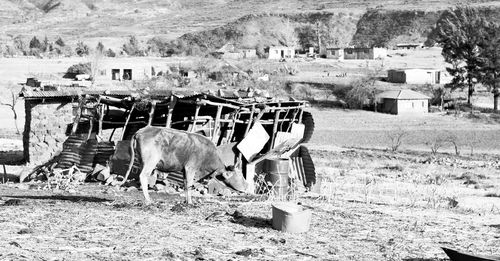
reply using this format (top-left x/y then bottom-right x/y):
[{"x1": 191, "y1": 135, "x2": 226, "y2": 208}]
[
  {"x1": 351, "y1": 7, "x2": 500, "y2": 48},
  {"x1": 1, "y1": 0, "x2": 500, "y2": 50},
  {"x1": 180, "y1": 12, "x2": 358, "y2": 53}
]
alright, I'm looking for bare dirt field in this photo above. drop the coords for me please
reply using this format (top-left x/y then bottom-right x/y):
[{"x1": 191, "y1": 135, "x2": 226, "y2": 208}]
[{"x1": 0, "y1": 146, "x2": 499, "y2": 260}]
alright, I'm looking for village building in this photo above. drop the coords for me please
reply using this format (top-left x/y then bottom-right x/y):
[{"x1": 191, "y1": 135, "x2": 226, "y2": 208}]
[
  {"x1": 395, "y1": 43, "x2": 424, "y2": 50},
  {"x1": 325, "y1": 47, "x2": 344, "y2": 59},
  {"x1": 376, "y1": 89, "x2": 430, "y2": 115},
  {"x1": 94, "y1": 60, "x2": 157, "y2": 82},
  {"x1": 387, "y1": 68, "x2": 452, "y2": 85},
  {"x1": 267, "y1": 46, "x2": 296, "y2": 59},
  {"x1": 343, "y1": 47, "x2": 387, "y2": 60},
  {"x1": 213, "y1": 43, "x2": 257, "y2": 59}
]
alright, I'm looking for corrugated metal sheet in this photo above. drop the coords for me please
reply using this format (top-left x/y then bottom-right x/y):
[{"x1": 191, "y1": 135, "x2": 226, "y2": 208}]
[{"x1": 20, "y1": 89, "x2": 191, "y2": 100}]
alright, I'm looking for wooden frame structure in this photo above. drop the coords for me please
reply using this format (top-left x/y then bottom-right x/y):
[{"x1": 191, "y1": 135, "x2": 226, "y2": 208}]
[{"x1": 69, "y1": 92, "x2": 309, "y2": 188}]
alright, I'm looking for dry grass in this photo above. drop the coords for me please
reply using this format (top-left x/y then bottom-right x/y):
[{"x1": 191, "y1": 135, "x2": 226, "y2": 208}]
[{"x1": 0, "y1": 145, "x2": 499, "y2": 260}]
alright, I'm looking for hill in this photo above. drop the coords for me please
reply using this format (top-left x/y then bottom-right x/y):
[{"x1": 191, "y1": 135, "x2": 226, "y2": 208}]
[
  {"x1": 351, "y1": 7, "x2": 500, "y2": 48},
  {"x1": 0, "y1": 0, "x2": 500, "y2": 50},
  {"x1": 179, "y1": 12, "x2": 358, "y2": 53}
]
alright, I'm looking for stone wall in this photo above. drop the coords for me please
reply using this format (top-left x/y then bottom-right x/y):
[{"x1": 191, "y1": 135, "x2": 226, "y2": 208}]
[{"x1": 23, "y1": 100, "x2": 76, "y2": 164}]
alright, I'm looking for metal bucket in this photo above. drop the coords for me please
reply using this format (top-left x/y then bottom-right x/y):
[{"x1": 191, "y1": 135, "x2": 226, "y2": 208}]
[
  {"x1": 263, "y1": 158, "x2": 289, "y2": 196},
  {"x1": 272, "y1": 203, "x2": 312, "y2": 233}
]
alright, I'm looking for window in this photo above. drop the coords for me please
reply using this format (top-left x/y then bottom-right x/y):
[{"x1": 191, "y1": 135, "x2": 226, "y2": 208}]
[
  {"x1": 346, "y1": 49, "x2": 353, "y2": 54},
  {"x1": 123, "y1": 69, "x2": 132, "y2": 80},
  {"x1": 275, "y1": 50, "x2": 279, "y2": 54},
  {"x1": 422, "y1": 101, "x2": 425, "y2": 107},
  {"x1": 363, "y1": 49, "x2": 369, "y2": 54},
  {"x1": 111, "y1": 69, "x2": 120, "y2": 80},
  {"x1": 412, "y1": 102, "x2": 414, "y2": 108}
]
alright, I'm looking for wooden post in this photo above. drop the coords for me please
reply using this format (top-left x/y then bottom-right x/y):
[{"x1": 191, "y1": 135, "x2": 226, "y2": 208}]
[
  {"x1": 147, "y1": 101, "x2": 157, "y2": 126},
  {"x1": 227, "y1": 109, "x2": 240, "y2": 144},
  {"x1": 87, "y1": 118, "x2": 93, "y2": 141},
  {"x1": 120, "y1": 104, "x2": 135, "y2": 141},
  {"x1": 71, "y1": 96, "x2": 85, "y2": 135},
  {"x1": 298, "y1": 108, "x2": 304, "y2": 123},
  {"x1": 243, "y1": 105, "x2": 255, "y2": 138},
  {"x1": 166, "y1": 96, "x2": 177, "y2": 128},
  {"x1": 98, "y1": 104, "x2": 105, "y2": 137},
  {"x1": 190, "y1": 105, "x2": 201, "y2": 133},
  {"x1": 269, "y1": 109, "x2": 281, "y2": 149},
  {"x1": 287, "y1": 108, "x2": 299, "y2": 132},
  {"x1": 211, "y1": 105, "x2": 222, "y2": 143}
]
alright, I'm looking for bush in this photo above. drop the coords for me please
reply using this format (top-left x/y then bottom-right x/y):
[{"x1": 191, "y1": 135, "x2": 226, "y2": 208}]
[{"x1": 66, "y1": 62, "x2": 91, "y2": 75}]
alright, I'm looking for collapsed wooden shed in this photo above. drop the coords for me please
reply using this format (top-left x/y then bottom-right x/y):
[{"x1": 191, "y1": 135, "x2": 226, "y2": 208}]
[{"x1": 26, "y1": 88, "x2": 316, "y2": 193}]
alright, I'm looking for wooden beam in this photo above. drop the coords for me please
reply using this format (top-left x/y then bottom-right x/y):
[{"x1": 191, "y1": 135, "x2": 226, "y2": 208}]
[
  {"x1": 226, "y1": 110, "x2": 240, "y2": 144},
  {"x1": 269, "y1": 109, "x2": 282, "y2": 149},
  {"x1": 190, "y1": 105, "x2": 201, "y2": 133},
  {"x1": 71, "y1": 96, "x2": 85, "y2": 135},
  {"x1": 120, "y1": 104, "x2": 135, "y2": 141},
  {"x1": 166, "y1": 96, "x2": 177, "y2": 128},
  {"x1": 243, "y1": 105, "x2": 255, "y2": 138},
  {"x1": 211, "y1": 105, "x2": 222, "y2": 143},
  {"x1": 98, "y1": 104, "x2": 105, "y2": 137},
  {"x1": 147, "y1": 101, "x2": 157, "y2": 126}
]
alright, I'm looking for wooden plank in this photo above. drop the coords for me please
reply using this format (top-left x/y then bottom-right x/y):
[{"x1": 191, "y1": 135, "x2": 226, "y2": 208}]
[
  {"x1": 189, "y1": 105, "x2": 201, "y2": 133},
  {"x1": 211, "y1": 105, "x2": 222, "y2": 143},
  {"x1": 243, "y1": 105, "x2": 255, "y2": 137},
  {"x1": 269, "y1": 109, "x2": 282, "y2": 150},
  {"x1": 119, "y1": 104, "x2": 135, "y2": 141},
  {"x1": 147, "y1": 101, "x2": 156, "y2": 126},
  {"x1": 166, "y1": 96, "x2": 177, "y2": 128}
]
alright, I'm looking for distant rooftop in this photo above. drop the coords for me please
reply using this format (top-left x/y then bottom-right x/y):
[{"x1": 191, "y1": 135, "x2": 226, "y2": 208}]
[{"x1": 376, "y1": 89, "x2": 430, "y2": 100}]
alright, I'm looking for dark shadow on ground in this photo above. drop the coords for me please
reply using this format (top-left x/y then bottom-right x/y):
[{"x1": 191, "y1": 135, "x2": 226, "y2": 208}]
[
  {"x1": 402, "y1": 259, "x2": 449, "y2": 261},
  {"x1": 231, "y1": 215, "x2": 272, "y2": 229},
  {"x1": 1, "y1": 195, "x2": 112, "y2": 203}
]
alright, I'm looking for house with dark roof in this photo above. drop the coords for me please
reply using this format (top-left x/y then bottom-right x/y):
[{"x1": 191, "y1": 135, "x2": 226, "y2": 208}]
[
  {"x1": 213, "y1": 43, "x2": 257, "y2": 59},
  {"x1": 376, "y1": 89, "x2": 430, "y2": 115}
]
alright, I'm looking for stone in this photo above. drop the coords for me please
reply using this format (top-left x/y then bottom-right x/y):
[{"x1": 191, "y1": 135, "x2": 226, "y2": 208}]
[
  {"x1": 154, "y1": 183, "x2": 166, "y2": 192},
  {"x1": 126, "y1": 186, "x2": 138, "y2": 192}
]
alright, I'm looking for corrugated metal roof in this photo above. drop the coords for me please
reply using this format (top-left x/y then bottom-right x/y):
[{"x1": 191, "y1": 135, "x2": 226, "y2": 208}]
[
  {"x1": 20, "y1": 89, "x2": 179, "y2": 99},
  {"x1": 377, "y1": 90, "x2": 430, "y2": 100}
]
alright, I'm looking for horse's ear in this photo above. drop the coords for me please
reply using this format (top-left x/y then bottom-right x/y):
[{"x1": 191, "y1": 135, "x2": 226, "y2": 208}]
[{"x1": 225, "y1": 165, "x2": 235, "y2": 171}]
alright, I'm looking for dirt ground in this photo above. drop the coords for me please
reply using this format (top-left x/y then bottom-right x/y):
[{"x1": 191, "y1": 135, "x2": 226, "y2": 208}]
[{"x1": 0, "y1": 146, "x2": 499, "y2": 261}]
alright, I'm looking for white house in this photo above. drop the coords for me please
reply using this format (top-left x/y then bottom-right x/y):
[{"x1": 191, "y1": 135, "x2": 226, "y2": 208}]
[
  {"x1": 388, "y1": 68, "x2": 452, "y2": 85},
  {"x1": 376, "y1": 89, "x2": 430, "y2": 115},
  {"x1": 268, "y1": 46, "x2": 295, "y2": 59}
]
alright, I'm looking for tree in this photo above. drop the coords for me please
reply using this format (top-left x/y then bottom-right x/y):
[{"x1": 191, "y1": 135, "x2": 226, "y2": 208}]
[
  {"x1": 478, "y1": 23, "x2": 500, "y2": 111},
  {"x1": 122, "y1": 35, "x2": 144, "y2": 56},
  {"x1": 105, "y1": 48, "x2": 116, "y2": 57},
  {"x1": 42, "y1": 36, "x2": 49, "y2": 52},
  {"x1": 96, "y1": 42, "x2": 105, "y2": 53},
  {"x1": 13, "y1": 35, "x2": 27, "y2": 55},
  {"x1": 29, "y1": 36, "x2": 42, "y2": 49},
  {"x1": 66, "y1": 62, "x2": 91, "y2": 75},
  {"x1": 55, "y1": 37, "x2": 65, "y2": 47},
  {"x1": 75, "y1": 41, "x2": 89, "y2": 56},
  {"x1": 0, "y1": 83, "x2": 21, "y2": 134},
  {"x1": 434, "y1": 6, "x2": 488, "y2": 105}
]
